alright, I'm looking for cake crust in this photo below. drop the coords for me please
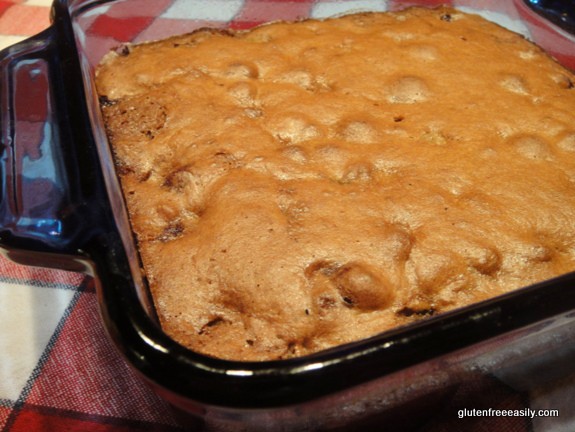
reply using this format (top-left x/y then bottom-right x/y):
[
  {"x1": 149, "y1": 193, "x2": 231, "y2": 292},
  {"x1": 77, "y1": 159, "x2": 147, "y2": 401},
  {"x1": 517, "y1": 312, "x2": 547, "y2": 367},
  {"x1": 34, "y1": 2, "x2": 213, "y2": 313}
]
[{"x1": 97, "y1": 7, "x2": 575, "y2": 361}]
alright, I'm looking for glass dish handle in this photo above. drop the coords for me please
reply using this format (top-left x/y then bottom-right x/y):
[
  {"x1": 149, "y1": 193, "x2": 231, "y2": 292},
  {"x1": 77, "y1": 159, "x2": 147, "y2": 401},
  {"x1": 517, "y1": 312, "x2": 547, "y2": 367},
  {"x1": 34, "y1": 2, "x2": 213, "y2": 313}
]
[{"x1": 0, "y1": 30, "x2": 96, "y2": 272}]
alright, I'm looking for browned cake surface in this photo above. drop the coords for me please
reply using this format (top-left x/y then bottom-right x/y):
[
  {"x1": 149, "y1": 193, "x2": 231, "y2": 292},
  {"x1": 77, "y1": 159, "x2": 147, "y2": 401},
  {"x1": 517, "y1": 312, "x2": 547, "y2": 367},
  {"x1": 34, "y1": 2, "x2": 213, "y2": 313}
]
[{"x1": 96, "y1": 7, "x2": 575, "y2": 361}]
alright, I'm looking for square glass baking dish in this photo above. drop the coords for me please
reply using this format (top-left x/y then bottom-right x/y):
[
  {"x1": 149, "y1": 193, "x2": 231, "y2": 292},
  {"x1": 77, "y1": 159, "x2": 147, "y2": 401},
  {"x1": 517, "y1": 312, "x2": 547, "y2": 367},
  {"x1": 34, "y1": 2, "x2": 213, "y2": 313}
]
[{"x1": 1, "y1": 0, "x2": 575, "y2": 430}]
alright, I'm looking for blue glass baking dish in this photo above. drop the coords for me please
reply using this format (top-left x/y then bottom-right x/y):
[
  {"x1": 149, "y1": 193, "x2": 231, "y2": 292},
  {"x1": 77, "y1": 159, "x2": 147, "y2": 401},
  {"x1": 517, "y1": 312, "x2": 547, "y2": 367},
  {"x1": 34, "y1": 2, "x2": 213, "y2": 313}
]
[{"x1": 1, "y1": 0, "x2": 575, "y2": 430}]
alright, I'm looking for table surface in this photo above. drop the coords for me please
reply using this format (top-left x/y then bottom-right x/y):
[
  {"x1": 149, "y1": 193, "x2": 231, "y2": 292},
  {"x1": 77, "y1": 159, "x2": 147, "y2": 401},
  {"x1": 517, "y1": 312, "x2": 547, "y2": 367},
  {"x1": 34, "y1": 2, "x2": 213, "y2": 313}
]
[{"x1": 1, "y1": 1, "x2": 574, "y2": 431}]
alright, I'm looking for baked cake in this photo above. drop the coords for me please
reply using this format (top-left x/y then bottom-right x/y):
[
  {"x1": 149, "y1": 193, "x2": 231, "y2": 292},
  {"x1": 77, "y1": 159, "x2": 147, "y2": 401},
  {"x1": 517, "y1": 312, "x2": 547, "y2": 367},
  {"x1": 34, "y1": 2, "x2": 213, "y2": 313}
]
[{"x1": 96, "y1": 7, "x2": 575, "y2": 361}]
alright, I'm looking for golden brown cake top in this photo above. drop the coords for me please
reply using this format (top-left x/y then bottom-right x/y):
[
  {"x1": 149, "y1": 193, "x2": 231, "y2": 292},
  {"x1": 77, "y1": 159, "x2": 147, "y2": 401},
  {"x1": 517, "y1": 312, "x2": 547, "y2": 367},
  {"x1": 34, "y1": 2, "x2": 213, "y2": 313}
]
[{"x1": 97, "y1": 7, "x2": 575, "y2": 361}]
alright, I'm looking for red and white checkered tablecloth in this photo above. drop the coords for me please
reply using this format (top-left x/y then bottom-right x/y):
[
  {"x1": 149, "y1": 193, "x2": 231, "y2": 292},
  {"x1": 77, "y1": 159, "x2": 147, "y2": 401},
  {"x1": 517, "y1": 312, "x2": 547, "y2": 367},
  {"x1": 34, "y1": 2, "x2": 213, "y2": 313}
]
[
  {"x1": 1, "y1": 1, "x2": 575, "y2": 431},
  {"x1": 0, "y1": 0, "x2": 51, "y2": 50}
]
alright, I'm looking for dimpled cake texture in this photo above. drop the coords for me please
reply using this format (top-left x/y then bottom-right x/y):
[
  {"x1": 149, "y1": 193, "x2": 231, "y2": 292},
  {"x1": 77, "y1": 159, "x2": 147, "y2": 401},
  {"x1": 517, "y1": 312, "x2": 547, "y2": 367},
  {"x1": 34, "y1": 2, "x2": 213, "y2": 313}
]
[{"x1": 96, "y1": 7, "x2": 575, "y2": 361}]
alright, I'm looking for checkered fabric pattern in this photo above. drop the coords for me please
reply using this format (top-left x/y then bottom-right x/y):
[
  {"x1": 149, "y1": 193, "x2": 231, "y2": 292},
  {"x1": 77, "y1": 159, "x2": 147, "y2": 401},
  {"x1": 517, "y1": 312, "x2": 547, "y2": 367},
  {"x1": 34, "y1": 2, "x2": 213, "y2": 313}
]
[
  {"x1": 0, "y1": 0, "x2": 51, "y2": 50},
  {"x1": 1, "y1": 1, "x2": 574, "y2": 431},
  {"x1": 0, "y1": 256, "x2": 184, "y2": 431}
]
